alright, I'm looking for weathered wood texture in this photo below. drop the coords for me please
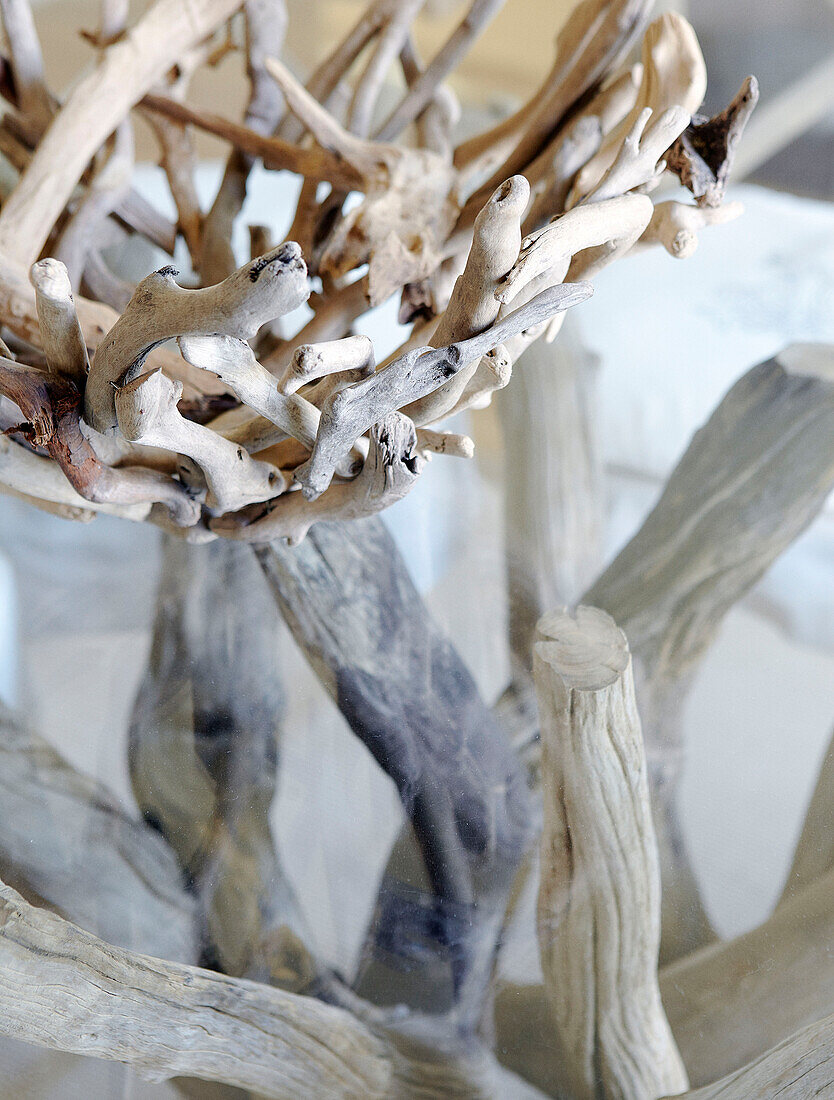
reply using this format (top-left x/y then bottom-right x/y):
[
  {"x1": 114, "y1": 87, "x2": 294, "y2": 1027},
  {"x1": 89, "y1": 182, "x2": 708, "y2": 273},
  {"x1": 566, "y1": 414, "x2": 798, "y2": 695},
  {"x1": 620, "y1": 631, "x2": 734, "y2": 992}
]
[
  {"x1": 534, "y1": 605, "x2": 687, "y2": 1100},
  {"x1": 130, "y1": 534, "x2": 310, "y2": 984},
  {"x1": 660, "y1": 865, "x2": 834, "y2": 1087},
  {"x1": 0, "y1": 877, "x2": 549, "y2": 1098},
  {"x1": 0, "y1": 876, "x2": 392, "y2": 1099},
  {"x1": 665, "y1": 1013, "x2": 834, "y2": 1100},
  {"x1": 255, "y1": 516, "x2": 534, "y2": 1020},
  {"x1": 0, "y1": 0, "x2": 242, "y2": 267},
  {"x1": 0, "y1": 700, "x2": 198, "y2": 963},
  {"x1": 583, "y1": 346, "x2": 834, "y2": 962}
]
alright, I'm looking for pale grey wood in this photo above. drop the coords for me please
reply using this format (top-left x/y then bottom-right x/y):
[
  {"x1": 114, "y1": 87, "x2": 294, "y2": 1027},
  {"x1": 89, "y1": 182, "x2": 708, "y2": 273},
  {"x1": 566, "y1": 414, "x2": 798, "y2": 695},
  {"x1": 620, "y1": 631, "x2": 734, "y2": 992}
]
[
  {"x1": 584, "y1": 346, "x2": 834, "y2": 962},
  {"x1": 255, "y1": 516, "x2": 534, "y2": 1023},
  {"x1": 130, "y1": 534, "x2": 311, "y2": 985},
  {"x1": 0, "y1": 700, "x2": 199, "y2": 963},
  {"x1": 779, "y1": 724, "x2": 834, "y2": 904},
  {"x1": 665, "y1": 1013, "x2": 834, "y2": 1100},
  {"x1": 534, "y1": 605, "x2": 687, "y2": 1100},
  {"x1": 499, "y1": 317, "x2": 603, "y2": 685},
  {"x1": 0, "y1": 877, "x2": 550, "y2": 1098},
  {"x1": 660, "y1": 865, "x2": 834, "y2": 1087}
]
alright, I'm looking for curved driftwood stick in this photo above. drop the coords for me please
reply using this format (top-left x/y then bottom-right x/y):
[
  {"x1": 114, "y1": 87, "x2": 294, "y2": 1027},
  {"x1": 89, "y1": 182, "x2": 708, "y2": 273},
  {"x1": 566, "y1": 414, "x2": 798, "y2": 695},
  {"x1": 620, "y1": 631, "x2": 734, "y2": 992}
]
[
  {"x1": 456, "y1": 0, "x2": 651, "y2": 204},
  {"x1": 0, "y1": 700, "x2": 199, "y2": 963},
  {"x1": 660, "y1": 865, "x2": 834, "y2": 1087},
  {"x1": 496, "y1": 194, "x2": 653, "y2": 308},
  {"x1": 0, "y1": 0, "x2": 52, "y2": 137},
  {"x1": 346, "y1": 0, "x2": 424, "y2": 139},
  {"x1": 0, "y1": 0, "x2": 243, "y2": 268},
  {"x1": 115, "y1": 368, "x2": 285, "y2": 513},
  {"x1": 255, "y1": 516, "x2": 534, "y2": 1023},
  {"x1": 200, "y1": 0, "x2": 289, "y2": 284},
  {"x1": 404, "y1": 174, "x2": 530, "y2": 427},
  {"x1": 54, "y1": 119, "x2": 134, "y2": 289},
  {"x1": 140, "y1": 93, "x2": 364, "y2": 192},
  {"x1": 0, "y1": 877, "x2": 392, "y2": 1098},
  {"x1": 29, "y1": 258, "x2": 90, "y2": 386},
  {"x1": 0, "y1": 434, "x2": 146, "y2": 520},
  {"x1": 0, "y1": 877, "x2": 549, "y2": 1098},
  {"x1": 569, "y1": 12, "x2": 707, "y2": 205},
  {"x1": 213, "y1": 413, "x2": 423, "y2": 544},
  {"x1": 178, "y1": 334, "x2": 321, "y2": 449},
  {"x1": 0, "y1": 358, "x2": 199, "y2": 524},
  {"x1": 296, "y1": 281, "x2": 592, "y2": 499},
  {"x1": 522, "y1": 63, "x2": 641, "y2": 230},
  {"x1": 279, "y1": 335, "x2": 375, "y2": 396},
  {"x1": 129, "y1": 535, "x2": 312, "y2": 984},
  {"x1": 583, "y1": 103, "x2": 690, "y2": 204},
  {"x1": 535, "y1": 605, "x2": 687, "y2": 1100},
  {"x1": 86, "y1": 242, "x2": 309, "y2": 433},
  {"x1": 583, "y1": 343, "x2": 834, "y2": 963},
  {"x1": 376, "y1": 0, "x2": 504, "y2": 140},
  {"x1": 663, "y1": 1014, "x2": 834, "y2": 1100}
]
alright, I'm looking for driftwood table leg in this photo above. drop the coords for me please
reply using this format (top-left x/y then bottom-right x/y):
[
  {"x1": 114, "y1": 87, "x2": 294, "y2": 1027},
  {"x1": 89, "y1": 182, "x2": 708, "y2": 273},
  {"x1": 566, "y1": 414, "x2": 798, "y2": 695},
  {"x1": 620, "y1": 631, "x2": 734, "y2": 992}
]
[
  {"x1": 584, "y1": 345, "x2": 834, "y2": 963},
  {"x1": 534, "y1": 605, "x2": 687, "y2": 1100},
  {"x1": 255, "y1": 516, "x2": 534, "y2": 1025},
  {"x1": 130, "y1": 534, "x2": 311, "y2": 986}
]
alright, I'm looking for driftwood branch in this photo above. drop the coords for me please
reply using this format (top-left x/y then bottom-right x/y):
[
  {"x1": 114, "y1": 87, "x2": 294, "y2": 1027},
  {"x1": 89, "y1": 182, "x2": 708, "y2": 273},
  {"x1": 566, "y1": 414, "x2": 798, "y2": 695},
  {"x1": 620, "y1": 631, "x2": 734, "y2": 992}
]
[
  {"x1": 86, "y1": 243, "x2": 309, "y2": 434},
  {"x1": 534, "y1": 605, "x2": 687, "y2": 1100},
  {"x1": 584, "y1": 344, "x2": 834, "y2": 962},
  {"x1": 661, "y1": 864, "x2": 834, "y2": 1088},
  {"x1": 255, "y1": 517, "x2": 534, "y2": 1022},
  {"x1": 0, "y1": 700, "x2": 198, "y2": 962},
  {"x1": 0, "y1": 0, "x2": 242, "y2": 267},
  {"x1": 129, "y1": 535, "x2": 312, "y2": 985}
]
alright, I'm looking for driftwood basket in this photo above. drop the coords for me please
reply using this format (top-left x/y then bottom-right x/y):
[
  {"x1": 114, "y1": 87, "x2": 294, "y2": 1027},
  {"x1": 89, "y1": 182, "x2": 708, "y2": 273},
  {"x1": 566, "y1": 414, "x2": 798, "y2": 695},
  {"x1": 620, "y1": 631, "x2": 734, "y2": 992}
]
[{"x1": 0, "y1": 0, "x2": 830, "y2": 1097}]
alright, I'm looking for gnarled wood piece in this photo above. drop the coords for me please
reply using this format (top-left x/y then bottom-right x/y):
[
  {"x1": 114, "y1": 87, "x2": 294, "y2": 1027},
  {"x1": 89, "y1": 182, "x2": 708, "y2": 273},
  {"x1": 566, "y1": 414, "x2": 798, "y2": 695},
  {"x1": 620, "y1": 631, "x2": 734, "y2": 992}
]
[
  {"x1": 0, "y1": 0, "x2": 243, "y2": 268},
  {"x1": 296, "y1": 282, "x2": 592, "y2": 499},
  {"x1": 86, "y1": 243, "x2": 309, "y2": 433},
  {"x1": 666, "y1": 76, "x2": 759, "y2": 208},
  {"x1": 0, "y1": 700, "x2": 198, "y2": 963},
  {"x1": 255, "y1": 516, "x2": 534, "y2": 1022},
  {"x1": 212, "y1": 413, "x2": 423, "y2": 544},
  {"x1": 0, "y1": 875, "x2": 549, "y2": 1098},
  {"x1": 535, "y1": 605, "x2": 687, "y2": 1100},
  {"x1": 584, "y1": 343, "x2": 834, "y2": 963},
  {"x1": 115, "y1": 367, "x2": 284, "y2": 514},
  {"x1": 129, "y1": 535, "x2": 311, "y2": 984},
  {"x1": 0, "y1": 357, "x2": 199, "y2": 524}
]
